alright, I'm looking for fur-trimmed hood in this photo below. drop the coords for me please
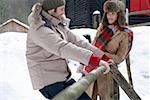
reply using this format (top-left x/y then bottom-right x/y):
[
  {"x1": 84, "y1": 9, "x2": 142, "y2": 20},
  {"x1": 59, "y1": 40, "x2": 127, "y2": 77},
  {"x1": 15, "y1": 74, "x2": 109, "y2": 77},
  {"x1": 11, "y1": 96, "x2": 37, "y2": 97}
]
[
  {"x1": 28, "y1": 3, "x2": 43, "y2": 26},
  {"x1": 28, "y1": 3, "x2": 61, "y2": 30},
  {"x1": 28, "y1": 2, "x2": 69, "y2": 28}
]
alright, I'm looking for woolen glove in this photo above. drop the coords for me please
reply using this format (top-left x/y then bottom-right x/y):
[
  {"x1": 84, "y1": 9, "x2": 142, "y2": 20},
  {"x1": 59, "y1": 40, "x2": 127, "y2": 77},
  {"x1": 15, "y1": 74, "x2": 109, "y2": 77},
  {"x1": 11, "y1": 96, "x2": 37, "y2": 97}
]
[
  {"x1": 85, "y1": 54, "x2": 110, "y2": 74},
  {"x1": 102, "y1": 54, "x2": 114, "y2": 65},
  {"x1": 99, "y1": 60, "x2": 110, "y2": 74},
  {"x1": 89, "y1": 54, "x2": 101, "y2": 68},
  {"x1": 102, "y1": 54, "x2": 110, "y2": 61}
]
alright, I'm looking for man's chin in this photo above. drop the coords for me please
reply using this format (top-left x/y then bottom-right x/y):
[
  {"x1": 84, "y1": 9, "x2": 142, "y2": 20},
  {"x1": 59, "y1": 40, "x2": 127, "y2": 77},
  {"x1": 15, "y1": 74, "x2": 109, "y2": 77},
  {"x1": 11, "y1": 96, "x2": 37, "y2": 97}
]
[{"x1": 59, "y1": 14, "x2": 64, "y2": 18}]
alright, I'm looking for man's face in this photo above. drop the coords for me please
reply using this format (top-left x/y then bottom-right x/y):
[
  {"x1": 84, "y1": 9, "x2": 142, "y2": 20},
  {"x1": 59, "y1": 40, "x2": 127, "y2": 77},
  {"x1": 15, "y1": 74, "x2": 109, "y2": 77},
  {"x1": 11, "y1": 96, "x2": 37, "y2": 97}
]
[{"x1": 48, "y1": 5, "x2": 65, "y2": 19}]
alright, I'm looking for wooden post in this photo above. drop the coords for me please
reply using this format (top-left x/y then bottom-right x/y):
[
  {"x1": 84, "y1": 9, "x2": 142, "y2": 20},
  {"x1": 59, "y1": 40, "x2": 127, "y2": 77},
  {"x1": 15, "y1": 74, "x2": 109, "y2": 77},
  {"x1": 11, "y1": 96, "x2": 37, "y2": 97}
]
[
  {"x1": 124, "y1": 0, "x2": 134, "y2": 87},
  {"x1": 110, "y1": 64, "x2": 141, "y2": 100},
  {"x1": 92, "y1": 10, "x2": 101, "y2": 29},
  {"x1": 126, "y1": 55, "x2": 133, "y2": 87}
]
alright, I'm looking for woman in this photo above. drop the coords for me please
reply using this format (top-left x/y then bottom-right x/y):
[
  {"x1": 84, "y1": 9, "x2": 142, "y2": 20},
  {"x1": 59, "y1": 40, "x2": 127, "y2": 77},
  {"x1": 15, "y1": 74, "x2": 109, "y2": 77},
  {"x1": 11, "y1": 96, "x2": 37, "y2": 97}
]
[{"x1": 84, "y1": 0, "x2": 133, "y2": 100}]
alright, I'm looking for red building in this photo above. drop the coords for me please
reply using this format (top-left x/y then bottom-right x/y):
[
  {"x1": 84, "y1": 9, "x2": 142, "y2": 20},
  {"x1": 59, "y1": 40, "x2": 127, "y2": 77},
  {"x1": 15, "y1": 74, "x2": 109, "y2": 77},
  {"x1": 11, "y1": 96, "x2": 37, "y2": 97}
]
[
  {"x1": 129, "y1": 0, "x2": 150, "y2": 25},
  {"x1": 130, "y1": 0, "x2": 150, "y2": 14}
]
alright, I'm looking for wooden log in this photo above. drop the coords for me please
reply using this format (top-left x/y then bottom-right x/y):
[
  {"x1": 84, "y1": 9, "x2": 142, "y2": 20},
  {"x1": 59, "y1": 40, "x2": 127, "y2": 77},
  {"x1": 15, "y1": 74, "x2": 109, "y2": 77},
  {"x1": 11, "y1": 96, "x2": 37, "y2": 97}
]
[
  {"x1": 52, "y1": 66, "x2": 106, "y2": 100},
  {"x1": 110, "y1": 64, "x2": 141, "y2": 100}
]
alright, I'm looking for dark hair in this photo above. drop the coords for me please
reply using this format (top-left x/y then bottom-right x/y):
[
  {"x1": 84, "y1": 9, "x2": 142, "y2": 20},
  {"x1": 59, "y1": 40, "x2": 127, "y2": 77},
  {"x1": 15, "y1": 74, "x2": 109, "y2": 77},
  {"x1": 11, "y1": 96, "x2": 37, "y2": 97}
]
[
  {"x1": 101, "y1": 12, "x2": 117, "y2": 27},
  {"x1": 101, "y1": 11, "x2": 125, "y2": 27}
]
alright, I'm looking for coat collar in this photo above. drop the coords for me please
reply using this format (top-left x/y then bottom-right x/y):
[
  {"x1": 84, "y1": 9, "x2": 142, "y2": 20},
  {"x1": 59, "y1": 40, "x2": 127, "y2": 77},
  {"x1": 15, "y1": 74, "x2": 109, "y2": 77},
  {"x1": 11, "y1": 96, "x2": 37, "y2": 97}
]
[
  {"x1": 111, "y1": 30, "x2": 120, "y2": 39},
  {"x1": 41, "y1": 10, "x2": 62, "y2": 27}
]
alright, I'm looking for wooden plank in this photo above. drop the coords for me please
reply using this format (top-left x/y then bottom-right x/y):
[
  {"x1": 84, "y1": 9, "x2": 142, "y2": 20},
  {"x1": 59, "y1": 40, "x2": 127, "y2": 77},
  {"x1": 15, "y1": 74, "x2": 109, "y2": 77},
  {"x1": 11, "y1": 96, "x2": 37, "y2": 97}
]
[
  {"x1": 110, "y1": 64, "x2": 141, "y2": 100},
  {"x1": 125, "y1": 55, "x2": 133, "y2": 87}
]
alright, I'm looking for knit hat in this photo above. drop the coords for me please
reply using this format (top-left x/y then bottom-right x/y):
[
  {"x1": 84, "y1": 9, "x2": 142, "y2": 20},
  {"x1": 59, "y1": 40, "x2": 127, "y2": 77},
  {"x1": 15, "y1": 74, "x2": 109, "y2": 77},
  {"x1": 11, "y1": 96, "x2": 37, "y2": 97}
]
[
  {"x1": 42, "y1": 0, "x2": 66, "y2": 11},
  {"x1": 102, "y1": 0, "x2": 126, "y2": 26}
]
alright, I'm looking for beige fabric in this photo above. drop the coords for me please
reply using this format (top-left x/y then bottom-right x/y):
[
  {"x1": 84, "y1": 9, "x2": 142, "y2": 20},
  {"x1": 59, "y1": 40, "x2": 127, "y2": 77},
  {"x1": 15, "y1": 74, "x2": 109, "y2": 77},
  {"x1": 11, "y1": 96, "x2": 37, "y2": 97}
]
[
  {"x1": 86, "y1": 83, "x2": 94, "y2": 98},
  {"x1": 86, "y1": 73, "x2": 119, "y2": 100},
  {"x1": 96, "y1": 73, "x2": 119, "y2": 100}
]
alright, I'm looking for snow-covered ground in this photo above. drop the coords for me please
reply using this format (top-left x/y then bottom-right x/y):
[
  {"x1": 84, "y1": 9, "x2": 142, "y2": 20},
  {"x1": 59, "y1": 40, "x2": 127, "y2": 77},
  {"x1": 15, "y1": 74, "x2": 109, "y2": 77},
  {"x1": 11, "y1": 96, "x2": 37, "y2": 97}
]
[{"x1": 0, "y1": 26, "x2": 149, "y2": 100}]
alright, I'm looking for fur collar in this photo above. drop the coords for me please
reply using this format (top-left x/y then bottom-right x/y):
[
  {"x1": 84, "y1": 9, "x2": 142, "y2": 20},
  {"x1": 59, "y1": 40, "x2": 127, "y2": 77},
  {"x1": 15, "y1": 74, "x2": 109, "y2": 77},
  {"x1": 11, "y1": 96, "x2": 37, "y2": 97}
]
[{"x1": 28, "y1": 3, "x2": 62, "y2": 28}]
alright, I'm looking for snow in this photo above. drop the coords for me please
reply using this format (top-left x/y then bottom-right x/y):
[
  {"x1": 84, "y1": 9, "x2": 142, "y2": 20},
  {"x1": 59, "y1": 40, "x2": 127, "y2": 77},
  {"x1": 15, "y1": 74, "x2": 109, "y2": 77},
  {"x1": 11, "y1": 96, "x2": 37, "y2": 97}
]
[
  {"x1": 0, "y1": 33, "x2": 46, "y2": 100},
  {"x1": 93, "y1": 10, "x2": 101, "y2": 15},
  {"x1": 0, "y1": 26, "x2": 150, "y2": 100}
]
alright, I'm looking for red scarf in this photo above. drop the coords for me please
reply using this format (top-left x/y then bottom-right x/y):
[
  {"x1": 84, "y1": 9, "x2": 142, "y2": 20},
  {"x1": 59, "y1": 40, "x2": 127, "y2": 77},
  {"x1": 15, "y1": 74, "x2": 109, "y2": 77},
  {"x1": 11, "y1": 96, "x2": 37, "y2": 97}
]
[
  {"x1": 95, "y1": 23, "x2": 133, "y2": 57},
  {"x1": 95, "y1": 23, "x2": 121, "y2": 51}
]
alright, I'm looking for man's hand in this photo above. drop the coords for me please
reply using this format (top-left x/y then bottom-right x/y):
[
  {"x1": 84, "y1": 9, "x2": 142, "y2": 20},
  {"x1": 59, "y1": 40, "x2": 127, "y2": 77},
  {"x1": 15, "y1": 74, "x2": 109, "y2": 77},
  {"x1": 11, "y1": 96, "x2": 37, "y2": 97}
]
[
  {"x1": 107, "y1": 59, "x2": 114, "y2": 65},
  {"x1": 99, "y1": 60, "x2": 110, "y2": 74},
  {"x1": 76, "y1": 63, "x2": 88, "y2": 75}
]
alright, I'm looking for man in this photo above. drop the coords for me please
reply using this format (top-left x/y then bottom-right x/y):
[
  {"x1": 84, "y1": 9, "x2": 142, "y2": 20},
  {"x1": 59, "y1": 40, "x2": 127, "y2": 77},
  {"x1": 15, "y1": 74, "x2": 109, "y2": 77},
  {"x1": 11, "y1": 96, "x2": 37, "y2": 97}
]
[{"x1": 26, "y1": 0, "x2": 111, "y2": 99}]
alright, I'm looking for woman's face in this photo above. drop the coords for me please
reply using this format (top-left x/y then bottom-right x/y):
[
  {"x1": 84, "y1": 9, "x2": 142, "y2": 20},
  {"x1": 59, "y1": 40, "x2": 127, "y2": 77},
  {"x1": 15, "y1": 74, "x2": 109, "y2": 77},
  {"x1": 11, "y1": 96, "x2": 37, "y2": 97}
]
[{"x1": 106, "y1": 12, "x2": 118, "y2": 24}]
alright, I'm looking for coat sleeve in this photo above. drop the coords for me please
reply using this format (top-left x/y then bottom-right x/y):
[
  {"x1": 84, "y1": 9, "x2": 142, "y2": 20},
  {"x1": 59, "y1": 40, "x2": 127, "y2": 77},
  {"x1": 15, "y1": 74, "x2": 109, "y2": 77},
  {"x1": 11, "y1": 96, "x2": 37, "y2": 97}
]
[
  {"x1": 66, "y1": 28, "x2": 105, "y2": 58},
  {"x1": 104, "y1": 32, "x2": 129, "y2": 64},
  {"x1": 30, "y1": 26, "x2": 93, "y2": 65}
]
